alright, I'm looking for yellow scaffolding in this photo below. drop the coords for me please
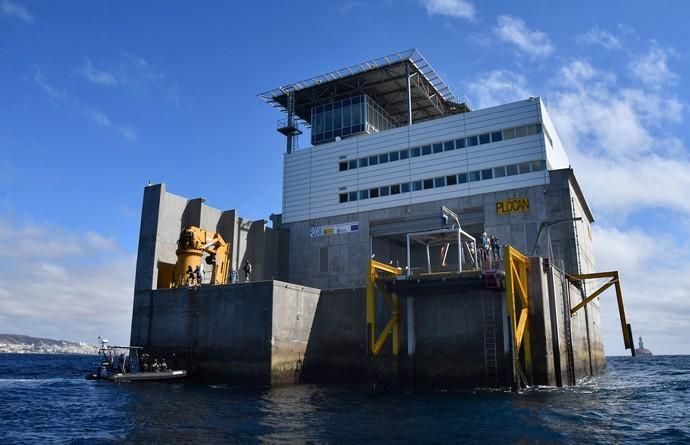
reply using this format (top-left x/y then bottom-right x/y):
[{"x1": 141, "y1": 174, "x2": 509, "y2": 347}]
[
  {"x1": 504, "y1": 245, "x2": 531, "y2": 391},
  {"x1": 567, "y1": 271, "x2": 635, "y2": 356}
]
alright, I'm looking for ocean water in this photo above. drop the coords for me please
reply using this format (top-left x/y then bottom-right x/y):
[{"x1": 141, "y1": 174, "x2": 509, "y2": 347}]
[{"x1": 0, "y1": 354, "x2": 688, "y2": 444}]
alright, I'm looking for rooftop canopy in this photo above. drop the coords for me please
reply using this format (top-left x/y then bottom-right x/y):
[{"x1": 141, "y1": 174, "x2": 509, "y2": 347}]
[{"x1": 259, "y1": 49, "x2": 471, "y2": 127}]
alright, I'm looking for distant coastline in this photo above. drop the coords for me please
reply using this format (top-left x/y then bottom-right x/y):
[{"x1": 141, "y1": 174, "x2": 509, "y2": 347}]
[{"x1": 0, "y1": 334, "x2": 96, "y2": 355}]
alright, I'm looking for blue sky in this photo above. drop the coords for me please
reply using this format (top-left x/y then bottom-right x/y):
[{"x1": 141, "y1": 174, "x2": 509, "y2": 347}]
[{"x1": 1, "y1": 0, "x2": 689, "y2": 354}]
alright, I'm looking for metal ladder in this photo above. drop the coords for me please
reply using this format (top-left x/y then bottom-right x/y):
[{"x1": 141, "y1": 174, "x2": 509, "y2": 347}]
[
  {"x1": 482, "y1": 294, "x2": 498, "y2": 387},
  {"x1": 562, "y1": 278, "x2": 576, "y2": 385}
]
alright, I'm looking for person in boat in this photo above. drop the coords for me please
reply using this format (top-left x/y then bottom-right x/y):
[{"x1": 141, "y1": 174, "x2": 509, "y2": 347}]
[{"x1": 161, "y1": 359, "x2": 168, "y2": 371}]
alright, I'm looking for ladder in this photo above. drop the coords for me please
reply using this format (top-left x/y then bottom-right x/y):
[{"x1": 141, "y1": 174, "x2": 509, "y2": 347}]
[
  {"x1": 482, "y1": 294, "x2": 498, "y2": 387},
  {"x1": 562, "y1": 278, "x2": 576, "y2": 385}
]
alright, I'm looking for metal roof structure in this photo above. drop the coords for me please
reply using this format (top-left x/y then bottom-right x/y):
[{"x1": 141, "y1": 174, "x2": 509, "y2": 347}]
[{"x1": 259, "y1": 49, "x2": 471, "y2": 127}]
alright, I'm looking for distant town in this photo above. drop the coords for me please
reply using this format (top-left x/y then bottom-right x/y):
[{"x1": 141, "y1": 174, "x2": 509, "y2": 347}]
[{"x1": 0, "y1": 334, "x2": 96, "y2": 355}]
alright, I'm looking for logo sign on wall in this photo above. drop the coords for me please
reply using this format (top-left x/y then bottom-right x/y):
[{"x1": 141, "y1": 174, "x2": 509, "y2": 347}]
[
  {"x1": 310, "y1": 222, "x2": 359, "y2": 238},
  {"x1": 496, "y1": 198, "x2": 530, "y2": 215}
]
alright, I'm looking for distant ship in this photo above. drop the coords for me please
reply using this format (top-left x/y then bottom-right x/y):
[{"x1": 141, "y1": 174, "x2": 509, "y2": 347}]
[{"x1": 635, "y1": 336, "x2": 653, "y2": 356}]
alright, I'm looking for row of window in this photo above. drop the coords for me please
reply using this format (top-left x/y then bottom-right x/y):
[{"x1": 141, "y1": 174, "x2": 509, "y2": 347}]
[
  {"x1": 338, "y1": 159, "x2": 546, "y2": 203},
  {"x1": 338, "y1": 123, "x2": 543, "y2": 172}
]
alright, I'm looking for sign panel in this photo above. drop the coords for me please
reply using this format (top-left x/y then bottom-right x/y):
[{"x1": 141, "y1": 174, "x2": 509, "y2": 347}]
[
  {"x1": 310, "y1": 222, "x2": 359, "y2": 238},
  {"x1": 496, "y1": 198, "x2": 530, "y2": 215}
]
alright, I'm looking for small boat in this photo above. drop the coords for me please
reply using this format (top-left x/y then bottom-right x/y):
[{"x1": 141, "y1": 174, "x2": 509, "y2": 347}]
[{"x1": 86, "y1": 337, "x2": 186, "y2": 382}]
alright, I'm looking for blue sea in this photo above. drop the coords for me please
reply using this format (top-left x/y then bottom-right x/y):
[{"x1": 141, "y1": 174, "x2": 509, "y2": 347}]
[{"x1": 0, "y1": 354, "x2": 688, "y2": 444}]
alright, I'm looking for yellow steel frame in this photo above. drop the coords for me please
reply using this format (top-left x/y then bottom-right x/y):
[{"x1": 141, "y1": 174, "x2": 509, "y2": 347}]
[
  {"x1": 504, "y1": 245, "x2": 531, "y2": 389},
  {"x1": 366, "y1": 260, "x2": 402, "y2": 358},
  {"x1": 567, "y1": 271, "x2": 634, "y2": 353}
]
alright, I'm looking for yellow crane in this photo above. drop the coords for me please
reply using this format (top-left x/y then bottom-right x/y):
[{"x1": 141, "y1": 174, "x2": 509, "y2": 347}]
[{"x1": 172, "y1": 226, "x2": 230, "y2": 287}]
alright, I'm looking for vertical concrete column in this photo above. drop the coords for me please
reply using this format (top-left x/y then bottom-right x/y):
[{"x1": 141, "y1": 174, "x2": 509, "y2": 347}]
[{"x1": 134, "y1": 184, "x2": 165, "y2": 291}]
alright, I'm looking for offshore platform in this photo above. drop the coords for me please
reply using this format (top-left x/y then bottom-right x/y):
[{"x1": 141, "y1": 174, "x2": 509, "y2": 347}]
[{"x1": 130, "y1": 49, "x2": 635, "y2": 392}]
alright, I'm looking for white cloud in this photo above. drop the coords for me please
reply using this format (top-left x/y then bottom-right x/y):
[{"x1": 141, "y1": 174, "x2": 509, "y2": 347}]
[
  {"x1": 629, "y1": 44, "x2": 678, "y2": 89},
  {"x1": 119, "y1": 125, "x2": 137, "y2": 142},
  {"x1": 576, "y1": 27, "x2": 622, "y2": 50},
  {"x1": 80, "y1": 60, "x2": 117, "y2": 86},
  {"x1": 34, "y1": 70, "x2": 66, "y2": 101},
  {"x1": 0, "y1": 218, "x2": 135, "y2": 345},
  {"x1": 466, "y1": 69, "x2": 531, "y2": 108},
  {"x1": 84, "y1": 108, "x2": 112, "y2": 127},
  {"x1": 0, "y1": 0, "x2": 33, "y2": 23},
  {"x1": 422, "y1": 0, "x2": 475, "y2": 19},
  {"x1": 493, "y1": 15, "x2": 553, "y2": 58}
]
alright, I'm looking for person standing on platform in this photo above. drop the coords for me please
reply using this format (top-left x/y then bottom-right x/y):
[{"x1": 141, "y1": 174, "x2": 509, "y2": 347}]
[{"x1": 243, "y1": 259, "x2": 252, "y2": 282}]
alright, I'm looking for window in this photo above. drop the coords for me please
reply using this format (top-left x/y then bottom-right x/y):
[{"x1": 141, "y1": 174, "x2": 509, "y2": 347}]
[
  {"x1": 421, "y1": 145, "x2": 432, "y2": 155},
  {"x1": 444, "y1": 141, "x2": 455, "y2": 151},
  {"x1": 339, "y1": 193, "x2": 348, "y2": 203},
  {"x1": 369, "y1": 155, "x2": 378, "y2": 166},
  {"x1": 348, "y1": 191, "x2": 358, "y2": 201},
  {"x1": 528, "y1": 123, "x2": 542, "y2": 135},
  {"x1": 531, "y1": 160, "x2": 546, "y2": 171},
  {"x1": 411, "y1": 147, "x2": 421, "y2": 157},
  {"x1": 359, "y1": 158, "x2": 368, "y2": 168},
  {"x1": 370, "y1": 188, "x2": 379, "y2": 198},
  {"x1": 423, "y1": 179, "x2": 434, "y2": 189},
  {"x1": 433, "y1": 143, "x2": 443, "y2": 154},
  {"x1": 516, "y1": 126, "x2": 527, "y2": 137},
  {"x1": 412, "y1": 180, "x2": 423, "y2": 191},
  {"x1": 446, "y1": 174, "x2": 457, "y2": 186},
  {"x1": 401, "y1": 182, "x2": 410, "y2": 193},
  {"x1": 518, "y1": 162, "x2": 532, "y2": 174},
  {"x1": 434, "y1": 177, "x2": 445, "y2": 187},
  {"x1": 491, "y1": 131, "x2": 503, "y2": 142},
  {"x1": 455, "y1": 138, "x2": 465, "y2": 149},
  {"x1": 339, "y1": 161, "x2": 348, "y2": 172},
  {"x1": 359, "y1": 190, "x2": 369, "y2": 200},
  {"x1": 380, "y1": 186, "x2": 390, "y2": 196},
  {"x1": 458, "y1": 173, "x2": 468, "y2": 184},
  {"x1": 506, "y1": 164, "x2": 518, "y2": 176},
  {"x1": 503, "y1": 128, "x2": 516, "y2": 139},
  {"x1": 479, "y1": 133, "x2": 490, "y2": 144},
  {"x1": 400, "y1": 149, "x2": 409, "y2": 160},
  {"x1": 494, "y1": 166, "x2": 506, "y2": 178},
  {"x1": 469, "y1": 171, "x2": 481, "y2": 182},
  {"x1": 391, "y1": 184, "x2": 400, "y2": 195},
  {"x1": 467, "y1": 135, "x2": 478, "y2": 146},
  {"x1": 389, "y1": 151, "x2": 399, "y2": 162},
  {"x1": 481, "y1": 169, "x2": 493, "y2": 180},
  {"x1": 348, "y1": 159, "x2": 357, "y2": 170},
  {"x1": 379, "y1": 153, "x2": 389, "y2": 164}
]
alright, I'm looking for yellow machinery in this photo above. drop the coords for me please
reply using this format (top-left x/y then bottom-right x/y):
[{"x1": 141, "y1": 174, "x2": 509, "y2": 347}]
[{"x1": 173, "y1": 226, "x2": 230, "y2": 287}]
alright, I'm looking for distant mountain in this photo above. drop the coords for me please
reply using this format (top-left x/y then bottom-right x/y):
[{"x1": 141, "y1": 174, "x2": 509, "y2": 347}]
[{"x1": 0, "y1": 334, "x2": 96, "y2": 355}]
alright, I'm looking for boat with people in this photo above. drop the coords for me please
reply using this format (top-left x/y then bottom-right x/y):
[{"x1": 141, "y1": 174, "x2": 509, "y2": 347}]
[{"x1": 86, "y1": 337, "x2": 186, "y2": 382}]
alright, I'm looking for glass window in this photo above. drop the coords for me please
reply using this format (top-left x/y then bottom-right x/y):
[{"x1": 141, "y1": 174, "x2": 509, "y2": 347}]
[
  {"x1": 348, "y1": 159, "x2": 357, "y2": 170},
  {"x1": 339, "y1": 193, "x2": 348, "y2": 203},
  {"x1": 519, "y1": 162, "x2": 532, "y2": 174},
  {"x1": 434, "y1": 177, "x2": 445, "y2": 187},
  {"x1": 531, "y1": 159, "x2": 546, "y2": 171},
  {"x1": 446, "y1": 174, "x2": 457, "y2": 186},
  {"x1": 352, "y1": 101, "x2": 361, "y2": 125},
  {"x1": 444, "y1": 141, "x2": 455, "y2": 151},
  {"x1": 370, "y1": 188, "x2": 379, "y2": 198},
  {"x1": 359, "y1": 157, "x2": 368, "y2": 168},
  {"x1": 503, "y1": 128, "x2": 515, "y2": 139},
  {"x1": 359, "y1": 190, "x2": 369, "y2": 200},
  {"x1": 411, "y1": 147, "x2": 420, "y2": 157},
  {"x1": 455, "y1": 138, "x2": 465, "y2": 149},
  {"x1": 433, "y1": 143, "x2": 443, "y2": 153},
  {"x1": 343, "y1": 104, "x2": 351, "y2": 128},
  {"x1": 423, "y1": 179, "x2": 433, "y2": 189},
  {"x1": 491, "y1": 131, "x2": 502, "y2": 142},
  {"x1": 379, "y1": 153, "x2": 388, "y2": 164},
  {"x1": 421, "y1": 145, "x2": 432, "y2": 155},
  {"x1": 389, "y1": 151, "x2": 399, "y2": 162},
  {"x1": 412, "y1": 180, "x2": 422, "y2": 191},
  {"x1": 401, "y1": 182, "x2": 410, "y2": 193},
  {"x1": 334, "y1": 107, "x2": 342, "y2": 131},
  {"x1": 481, "y1": 169, "x2": 493, "y2": 180},
  {"x1": 339, "y1": 161, "x2": 348, "y2": 172},
  {"x1": 516, "y1": 126, "x2": 527, "y2": 137},
  {"x1": 469, "y1": 171, "x2": 481, "y2": 182},
  {"x1": 467, "y1": 136, "x2": 478, "y2": 146},
  {"x1": 494, "y1": 166, "x2": 506, "y2": 178},
  {"x1": 458, "y1": 173, "x2": 468, "y2": 184},
  {"x1": 527, "y1": 124, "x2": 538, "y2": 135},
  {"x1": 369, "y1": 155, "x2": 378, "y2": 166},
  {"x1": 400, "y1": 149, "x2": 409, "y2": 160},
  {"x1": 380, "y1": 186, "x2": 390, "y2": 196},
  {"x1": 536, "y1": 123, "x2": 542, "y2": 133},
  {"x1": 348, "y1": 191, "x2": 357, "y2": 202},
  {"x1": 506, "y1": 164, "x2": 518, "y2": 176},
  {"x1": 479, "y1": 133, "x2": 490, "y2": 144},
  {"x1": 325, "y1": 109, "x2": 333, "y2": 131},
  {"x1": 391, "y1": 184, "x2": 400, "y2": 195}
]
